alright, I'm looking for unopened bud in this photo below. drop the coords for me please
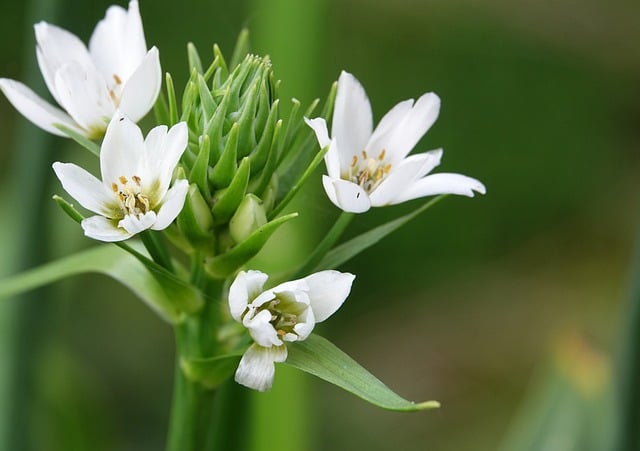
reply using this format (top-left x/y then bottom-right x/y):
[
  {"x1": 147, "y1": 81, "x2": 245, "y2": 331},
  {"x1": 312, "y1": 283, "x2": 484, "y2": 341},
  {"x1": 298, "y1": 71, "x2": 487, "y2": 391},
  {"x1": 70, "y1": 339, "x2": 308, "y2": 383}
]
[{"x1": 229, "y1": 194, "x2": 267, "y2": 243}]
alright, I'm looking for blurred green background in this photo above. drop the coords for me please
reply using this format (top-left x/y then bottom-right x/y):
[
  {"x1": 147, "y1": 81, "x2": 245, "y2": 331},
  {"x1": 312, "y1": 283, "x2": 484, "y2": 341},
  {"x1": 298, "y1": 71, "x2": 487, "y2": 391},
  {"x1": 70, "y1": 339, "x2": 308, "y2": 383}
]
[{"x1": 0, "y1": 0, "x2": 638, "y2": 450}]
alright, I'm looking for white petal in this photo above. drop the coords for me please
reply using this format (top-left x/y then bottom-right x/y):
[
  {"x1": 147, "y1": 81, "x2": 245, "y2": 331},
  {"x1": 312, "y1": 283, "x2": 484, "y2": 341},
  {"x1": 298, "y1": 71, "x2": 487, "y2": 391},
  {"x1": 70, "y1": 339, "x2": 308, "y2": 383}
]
[
  {"x1": 245, "y1": 309, "x2": 282, "y2": 347},
  {"x1": 100, "y1": 115, "x2": 145, "y2": 185},
  {"x1": 145, "y1": 121, "x2": 188, "y2": 197},
  {"x1": 322, "y1": 176, "x2": 371, "y2": 213},
  {"x1": 34, "y1": 22, "x2": 94, "y2": 102},
  {"x1": 392, "y1": 173, "x2": 486, "y2": 204},
  {"x1": 332, "y1": 71, "x2": 373, "y2": 169},
  {"x1": 369, "y1": 150, "x2": 442, "y2": 206},
  {"x1": 0, "y1": 79, "x2": 81, "y2": 137},
  {"x1": 303, "y1": 270, "x2": 355, "y2": 322},
  {"x1": 82, "y1": 215, "x2": 132, "y2": 242},
  {"x1": 228, "y1": 270, "x2": 269, "y2": 321},
  {"x1": 385, "y1": 93, "x2": 441, "y2": 165},
  {"x1": 151, "y1": 179, "x2": 189, "y2": 230},
  {"x1": 118, "y1": 211, "x2": 157, "y2": 234},
  {"x1": 324, "y1": 138, "x2": 341, "y2": 179},
  {"x1": 54, "y1": 62, "x2": 113, "y2": 135},
  {"x1": 52, "y1": 162, "x2": 116, "y2": 217},
  {"x1": 292, "y1": 307, "x2": 316, "y2": 341},
  {"x1": 118, "y1": 47, "x2": 161, "y2": 123},
  {"x1": 235, "y1": 344, "x2": 287, "y2": 392},
  {"x1": 304, "y1": 117, "x2": 330, "y2": 148},
  {"x1": 365, "y1": 99, "x2": 413, "y2": 158},
  {"x1": 89, "y1": 0, "x2": 147, "y2": 83}
]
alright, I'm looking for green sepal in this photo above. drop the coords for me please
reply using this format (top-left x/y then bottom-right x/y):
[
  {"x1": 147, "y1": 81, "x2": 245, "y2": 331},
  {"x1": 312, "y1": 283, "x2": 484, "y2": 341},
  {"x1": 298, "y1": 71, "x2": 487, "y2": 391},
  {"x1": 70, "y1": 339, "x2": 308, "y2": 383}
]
[
  {"x1": 153, "y1": 89, "x2": 170, "y2": 125},
  {"x1": 236, "y1": 79, "x2": 260, "y2": 157},
  {"x1": 204, "y1": 87, "x2": 230, "y2": 165},
  {"x1": 315, "y1": 196, "x2": 447, "y2": 271},
  {"x1": 229, "y1": 193, "x2": 267, "y2": 243},
  {"x1": 165, "y1": 72, "x2": 179, "y2": 126},
  {"x1": 212, "y1": 44, "x2": 229, "y2": 81},
  {"x1": 190, "y1": 135, "x2": 212, "y2": 198},
  {"x1": 180, "y1": 76, "x2": 197, "y2": 123},
  {"x1": 197, "y1": 73, "x2": 217, "y2": 125},
  {"x1": 180, "y1": 354, "x2": 243, "y2": 389},
  {"x1": 276, "y1": 98, "x2": 301, "y2": 167},
  {"x1": 204, "y1": 212, "x2": 297, "y2": 279},
  {"x1": 53, "y1": 124, "x2": 100, "y2": 157},
  {"x1": 286, "y1": 334, "x2": 440, "y2": 412},
  {"x1": 229, "y1": 29, "x2": 250, "y2": 71},
  {"x1": 211, "y1": 156, "x2": 250, "y2": 223},
  {"x1": 210, "y1": 122, "x2": 239, "y2": 189},
  {"x1": 249, "y1": 99, "x2": 279, "y2": 175},
  {"x1": 176, "y1": 184, "x2": 215, "y2": 252},
  {"x1": 187, "y1": 42, "x2": 204, "y2": 74},
  {"x1": 0, "y1": 245, "x2": 202, "y2": 324},
  {"x1": 249, "y1": 119, "x2": 282, "y2": 197}
]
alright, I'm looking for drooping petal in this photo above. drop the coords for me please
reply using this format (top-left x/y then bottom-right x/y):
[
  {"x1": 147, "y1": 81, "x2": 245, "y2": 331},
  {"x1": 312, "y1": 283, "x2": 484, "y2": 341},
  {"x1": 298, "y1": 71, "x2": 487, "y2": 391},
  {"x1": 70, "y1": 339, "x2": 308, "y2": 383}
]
[
  {"x1": 384, "y1": 92, "x2": 441, "y2": 165},
  {"x1": 151, "y1": 179, "x2": 189, "y2": 230},
  {"x1": 52, "y1": 162, "x2": 117, "y2": 217},
  {"x1": 332, "y1": 71, "x2": 373, "y2": 169},
  {"x1": 229, "y1": 270, "x2": 269, "y2": 321},
  {"x1": 0, "y1": 79, "x2": 81, "y2": 137},
  {"x1": 235, "y1": 343, "x2": 287, "y2": 392},
  {"x1": 118, "y1": 47, "x2": 161, "y2": 123},
  {"x1": 244, "y1": 309, "x2": 282, "y2": 348},
  {"x1": 324, "y1": 138, "x2": 342, "y2": 179},
  {"x1": 369, "y1": 150, "x2": 442, "y2": 206},
  {"x1": 304, "y1": 117, "x2": 330, "y2": 149},
  {"x1": 34, "y1": 22, "x2": 94, "y2": 97},
  {"x1": 118, "y1": 211, "x2": 157, "y2": 234},
  {"x1": 88, "y1": 0, "x2": 147, "y2": 84},
  {"x1": 365, "y1": 99, "x2": 414, "y2": 158},
  {"x1": 322, "y1": 176, "x2": 371, "y2": 213},
  {"x1": 304, "y1": 270, "x2": 355, "y2": 322},
  {"x1": 100, "y1": 115, "x2": 145, "y2": 185},
  {"x1": 54, "y1": 62, "x2": 113, "y2": 135},
  {"x1": 392, "y1": 172, "x2": 486, "y2": 204},
  {"x1": 81, "y1": 215, "x2": 132, "y2": 242}
]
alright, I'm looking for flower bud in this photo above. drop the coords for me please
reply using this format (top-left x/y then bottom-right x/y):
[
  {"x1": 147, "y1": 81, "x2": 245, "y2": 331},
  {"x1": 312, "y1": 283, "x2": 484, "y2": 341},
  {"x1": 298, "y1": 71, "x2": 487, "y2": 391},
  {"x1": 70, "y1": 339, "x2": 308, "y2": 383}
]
[
  {"x1": 176, "y1": 184, "x2": 215, "y2": 252},
  {"x1": 229, "y1": 194, "x2": 267, "y2": 244}
]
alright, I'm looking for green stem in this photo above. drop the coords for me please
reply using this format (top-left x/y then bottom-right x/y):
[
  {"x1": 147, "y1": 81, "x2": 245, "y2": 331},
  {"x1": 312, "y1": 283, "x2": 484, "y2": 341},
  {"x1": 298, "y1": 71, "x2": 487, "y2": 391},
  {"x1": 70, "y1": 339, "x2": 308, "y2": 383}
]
[
  {"x1": 141, "y1": 230, "x2": 174, "y2": 272},
  {"x1": 295, "y1": 212, "x2": 354, "y2": 278}
]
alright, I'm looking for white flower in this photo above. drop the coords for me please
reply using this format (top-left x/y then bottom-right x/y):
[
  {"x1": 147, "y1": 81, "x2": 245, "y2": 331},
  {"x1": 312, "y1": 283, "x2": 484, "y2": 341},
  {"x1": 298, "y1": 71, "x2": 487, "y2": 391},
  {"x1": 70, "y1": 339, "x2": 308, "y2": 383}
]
[
  {"x1": 0, "y1": 1, "x2": 160, "y2": 139},
  {"x1": 305, "y1": 71, "x2": 486, "y2": 213},
  {"x1": 52, "y1": 114, "x2": 189, "y2": 242},
  {"x1": 229, "y1": 269, "x2": 355, "y2": 391}
]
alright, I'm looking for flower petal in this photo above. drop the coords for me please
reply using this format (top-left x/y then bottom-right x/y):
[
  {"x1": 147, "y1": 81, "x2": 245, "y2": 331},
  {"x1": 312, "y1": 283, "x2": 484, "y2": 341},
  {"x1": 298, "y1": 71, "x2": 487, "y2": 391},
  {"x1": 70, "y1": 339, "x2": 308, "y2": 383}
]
[
  {"x1": 229, "y1": 270, "x2": 269, "y2": 321},
  {"x1": 369, "y1": 150, "x2": 442, "y2": 206},
  {"x1": 151, "y1": 179, "x2": 189, "y2": 230},
  {"x1": 81, "y1": 215, "x2": 132, "y2": 242},
  {"x1": 118, "y1": 47, "x2": 161, "y2": 123},
  {"x1": 365, "y1": 98, "x2": 413, "y2": 158},
  {"x1": 324, "y1": 138, "x2": 341, "y2": 179},
  {"x1": 384, "y1": 92, "x2": 441, "y2": 165},
  {"x1": 303, "y1": 270, "x2": 355, "y2": 322},
  {"x1": 235, "y1": 344, "x2": 287, "y2": 392},
  {"x1": 332, "y1": 71, "x2": 373, "y2": 169},
  {"x1": 0, "y1": 79, "x2": 81, "y2": 137},
  {"x1": 88, "y1": 0, "x2": 147, "y2": 83},
  {"x1": 100, "y1": 115, "x2": 145, "y2": 185},
  {"x1": 244, "y1": 309, "x2": 282, "y2": 347},
  {"x1": 118, "y1": 211, "x2": 157, "y2": 235},
  {"x1": 54, "y1": 62, "x2": 113, "y2": 135},
  {"x1": 34, "y1": 21, "x2": 94, "y2": 102},
  {"x1": 52, "y1": 162, "x2": 117, "y2": 216},
  {"x1": 392, "y1": 172, "x2": 486, "y2": 204},
  {"x1": 304, "y1": 117, "x2": 330, "y2": 149},
  {"x1": 322, "y1": 176, "x2": 371, "y2": 213},
  {"x1": 145, "y1": 121, "x2": 188, "y2": 197}
]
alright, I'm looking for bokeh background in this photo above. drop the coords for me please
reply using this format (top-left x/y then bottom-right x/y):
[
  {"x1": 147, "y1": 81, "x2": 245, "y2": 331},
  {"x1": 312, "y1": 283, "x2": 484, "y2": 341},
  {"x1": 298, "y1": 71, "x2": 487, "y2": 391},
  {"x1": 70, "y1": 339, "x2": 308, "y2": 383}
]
[{"x1": 0, "y1": 0, "x2": 639, "y2": 450}]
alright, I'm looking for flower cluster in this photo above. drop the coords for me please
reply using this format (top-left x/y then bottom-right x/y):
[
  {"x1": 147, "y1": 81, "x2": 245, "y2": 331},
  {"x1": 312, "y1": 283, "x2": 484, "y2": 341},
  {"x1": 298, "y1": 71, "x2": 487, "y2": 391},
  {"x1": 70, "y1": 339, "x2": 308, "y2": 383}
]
[{"x1": 0, "y1": 1, "x2": 486, "y2": 393}]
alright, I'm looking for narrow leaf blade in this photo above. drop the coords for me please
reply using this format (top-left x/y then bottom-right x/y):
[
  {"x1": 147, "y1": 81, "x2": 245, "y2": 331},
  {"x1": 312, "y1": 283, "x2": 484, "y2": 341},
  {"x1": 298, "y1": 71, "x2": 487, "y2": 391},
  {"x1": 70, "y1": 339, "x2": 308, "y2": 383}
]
[{"x1": 285, "y1": 334, "x2": 440, "y2": 412}]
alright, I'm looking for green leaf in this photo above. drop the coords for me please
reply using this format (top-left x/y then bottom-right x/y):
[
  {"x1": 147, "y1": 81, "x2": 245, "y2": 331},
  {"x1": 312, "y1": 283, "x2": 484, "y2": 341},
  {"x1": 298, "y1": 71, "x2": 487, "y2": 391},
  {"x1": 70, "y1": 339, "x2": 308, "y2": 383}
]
[
  {"x1": 181, "y1": 354, "x2": 242, "y2": 389},
  {"x1": 204, "y1": 213, "x2": 297, "y2": 279},
  {"x1": 315, "y1": 195, "x2": 447, "y2": 271},
  {"x1": 53, "y1": 124, "x2": 100, "y2": 157},
  {"x1": 286, "y1": 334, "x2": 440, "y2": 412},
  {"x1": 0, "y1": 245, "x2": 203, "y2": 323}
]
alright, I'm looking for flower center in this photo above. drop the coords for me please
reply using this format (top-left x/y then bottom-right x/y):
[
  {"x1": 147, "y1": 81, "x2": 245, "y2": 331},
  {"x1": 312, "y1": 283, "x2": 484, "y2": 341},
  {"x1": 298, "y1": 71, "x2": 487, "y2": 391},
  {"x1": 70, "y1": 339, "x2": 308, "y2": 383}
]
[
  {"x1": 246, "y1": 295, "x2": 306, "y2": 338},
  {"x1": 111, "y1": 175, "x2": 150, "y2": 216},
  {"x1": 347, "y1": 149, "x2": 392, "y2": 193}
]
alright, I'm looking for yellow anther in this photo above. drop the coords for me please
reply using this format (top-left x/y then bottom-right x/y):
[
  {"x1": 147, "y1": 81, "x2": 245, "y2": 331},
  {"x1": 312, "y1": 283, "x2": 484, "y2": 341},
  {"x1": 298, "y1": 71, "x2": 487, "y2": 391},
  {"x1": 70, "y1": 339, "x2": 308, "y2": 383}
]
[
  {"x1": 379, "y1": 149, "x2": 386, "y2": 160},
  {"x1": 132, "y1": 175, "x2": 141, "y2": 186},
  {"x1": 118, "y1": 176, "x2": 128, "y2": 185},
  {"x1": 111, "y1": 183, "x2": 118, "y2": 192},
  {"x1": 362, "y1": 150, "x2": 368, "y2": 159},
  {"x1": 113, "y1": 74, "x2": 122, "y2": 85},
  {"x1": 351, "y1": 155, "x2": 358, "y2": 167}
]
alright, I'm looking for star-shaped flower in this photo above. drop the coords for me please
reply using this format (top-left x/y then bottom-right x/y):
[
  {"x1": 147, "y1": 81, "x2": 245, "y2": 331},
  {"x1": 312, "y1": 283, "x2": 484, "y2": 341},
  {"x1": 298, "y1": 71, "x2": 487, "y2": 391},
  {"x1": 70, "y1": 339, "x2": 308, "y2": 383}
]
[
  {"x1": 306, "y1": 71, "x2": 486, "y2": 213},
  {"x1": 53, "y1": 114, "x2": 189, "y2": 242},
  {"x1": 0, "y1": 1, "x2": 161, "y2": 139},
  {"x1": 229, "y1": 269, "x2": 355, "y2": 391}
]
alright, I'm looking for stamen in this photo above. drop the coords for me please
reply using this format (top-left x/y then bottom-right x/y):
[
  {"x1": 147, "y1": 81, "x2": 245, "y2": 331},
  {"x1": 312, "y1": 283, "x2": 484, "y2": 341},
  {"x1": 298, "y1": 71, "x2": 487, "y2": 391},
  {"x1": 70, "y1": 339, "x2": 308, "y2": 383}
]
[
  {"x1": 111, "y1": 183, "x2": 118, "y2": 192},
  {"x1": 132, "y1": 175, "x2": 141, "y2": 186},
  {"x1": 361, "y1": 150, "x2": 368, "y2": 159},
  {"x1": 351, "y1": 155, "x2": 358, "y2": 167},
  {"x1": 119, "y1": 176, "x2": 128, "y2": 185},
  {"x1": 113, "y1": 74, "x2": 122, "y2": 85},
  {"x1": 379, "y1": 149, "x2": 386, "y2": 160}
]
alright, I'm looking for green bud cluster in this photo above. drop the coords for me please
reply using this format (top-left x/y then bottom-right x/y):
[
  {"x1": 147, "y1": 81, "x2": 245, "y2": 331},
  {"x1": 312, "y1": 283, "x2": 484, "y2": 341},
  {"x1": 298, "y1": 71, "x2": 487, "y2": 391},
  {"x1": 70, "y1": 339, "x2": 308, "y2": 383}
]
[{"x1": 156, "y1": 35, "x2": 333, "y2": 279}]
